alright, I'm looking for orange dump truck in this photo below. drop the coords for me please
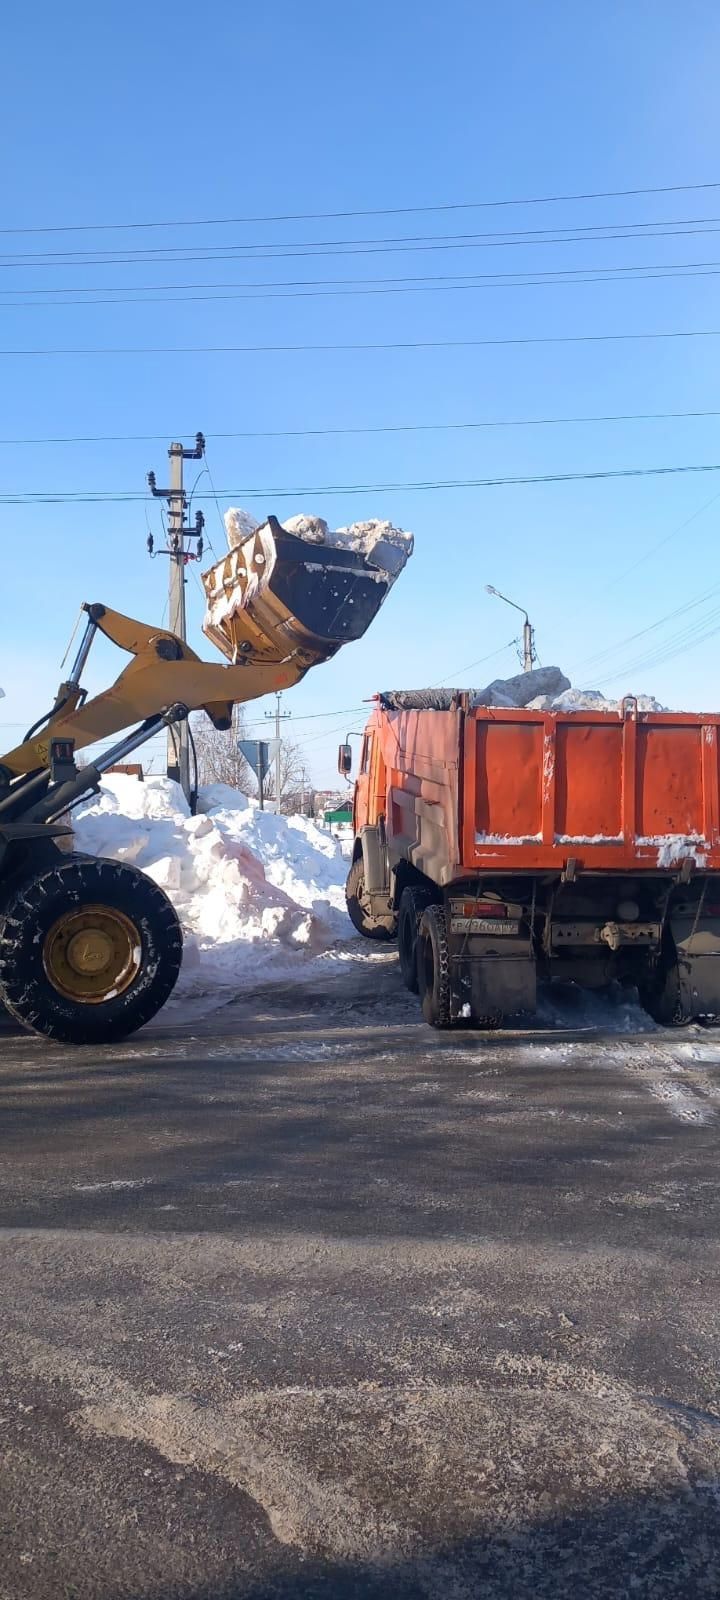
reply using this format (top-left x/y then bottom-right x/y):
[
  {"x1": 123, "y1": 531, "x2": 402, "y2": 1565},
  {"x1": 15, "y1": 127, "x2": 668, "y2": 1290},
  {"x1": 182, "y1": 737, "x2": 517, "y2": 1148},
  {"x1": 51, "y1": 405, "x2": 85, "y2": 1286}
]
[{"x1": 340, "y1": 691, "x2": 720, "y2": 1028}]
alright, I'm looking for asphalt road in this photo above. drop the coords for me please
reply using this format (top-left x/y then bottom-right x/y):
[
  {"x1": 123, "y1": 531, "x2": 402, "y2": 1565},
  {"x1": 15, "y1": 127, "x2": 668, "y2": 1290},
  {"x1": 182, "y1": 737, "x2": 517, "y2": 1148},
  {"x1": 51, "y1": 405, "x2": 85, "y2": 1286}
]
[{"x1": 1, "y1": 949, "x2": 720, "y2": 1599}]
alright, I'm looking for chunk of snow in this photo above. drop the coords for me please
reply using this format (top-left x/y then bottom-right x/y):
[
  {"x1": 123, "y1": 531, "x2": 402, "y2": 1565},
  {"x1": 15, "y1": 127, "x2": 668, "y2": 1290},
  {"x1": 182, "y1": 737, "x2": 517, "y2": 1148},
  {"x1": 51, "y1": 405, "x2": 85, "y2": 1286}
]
[
  {"x1": 72, "y1": 775, "x2": 353, "y2": 997},
  {"x1": 224, "y1": 506, "x2": 414, "y2": 572},
  {"x1": 224, "y1": 507, "x2": 260, "y2": 548},
  {"x1": 282, "y1": 512, "x2": 414, "y2": 572},
  {"x1": 529, "y1": 688, "x2": 667, "y2": 713},
  {"x1": 473, "y1": 666, "x2": 570, "y2": 708}
]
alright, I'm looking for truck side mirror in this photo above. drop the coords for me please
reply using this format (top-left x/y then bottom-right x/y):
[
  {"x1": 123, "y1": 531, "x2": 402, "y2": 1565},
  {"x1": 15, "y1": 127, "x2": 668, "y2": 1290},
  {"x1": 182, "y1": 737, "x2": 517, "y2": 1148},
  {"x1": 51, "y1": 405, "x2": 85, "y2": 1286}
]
[{"x1": 338, "y1": 742, "x2": 353, "y2": 776}]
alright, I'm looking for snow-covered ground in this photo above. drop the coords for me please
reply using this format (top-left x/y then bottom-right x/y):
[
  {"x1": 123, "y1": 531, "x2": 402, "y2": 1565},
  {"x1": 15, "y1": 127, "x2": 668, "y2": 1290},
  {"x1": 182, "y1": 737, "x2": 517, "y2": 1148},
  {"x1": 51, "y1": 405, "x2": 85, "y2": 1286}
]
[{"x1": 73, "y1": 775, "x2": 355, "y2": 997}]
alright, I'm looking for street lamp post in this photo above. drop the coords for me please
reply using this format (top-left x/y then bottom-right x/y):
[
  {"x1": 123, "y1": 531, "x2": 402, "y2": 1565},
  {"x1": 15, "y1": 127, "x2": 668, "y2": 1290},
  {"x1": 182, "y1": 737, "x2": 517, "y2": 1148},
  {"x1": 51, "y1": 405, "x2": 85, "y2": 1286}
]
[{"x1": 486, "y1": 585, "x2": 536, "y2": 672}]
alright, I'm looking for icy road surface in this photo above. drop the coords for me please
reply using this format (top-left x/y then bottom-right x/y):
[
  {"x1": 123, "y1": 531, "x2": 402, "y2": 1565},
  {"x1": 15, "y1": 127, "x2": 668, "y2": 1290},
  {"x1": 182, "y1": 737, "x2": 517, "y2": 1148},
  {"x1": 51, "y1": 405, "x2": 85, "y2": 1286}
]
[{"x1": 2, "y1": 949, "x2": 720, "y2": 1598}]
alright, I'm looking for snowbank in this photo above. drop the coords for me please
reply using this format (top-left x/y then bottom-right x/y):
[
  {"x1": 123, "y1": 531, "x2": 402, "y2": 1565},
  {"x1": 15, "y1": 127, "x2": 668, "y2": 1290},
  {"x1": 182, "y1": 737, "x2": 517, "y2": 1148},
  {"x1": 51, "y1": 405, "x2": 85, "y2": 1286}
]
[{"x1": 72, "y1": 775, "x2": 352, "y2": 997}]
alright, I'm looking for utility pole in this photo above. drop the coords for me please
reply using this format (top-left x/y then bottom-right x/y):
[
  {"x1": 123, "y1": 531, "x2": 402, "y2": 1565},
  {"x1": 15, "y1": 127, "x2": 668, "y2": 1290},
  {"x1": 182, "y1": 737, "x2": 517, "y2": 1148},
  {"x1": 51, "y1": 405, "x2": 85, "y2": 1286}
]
[
  {"x1": 264, "y1": 692, "x2": 291, "y2": 812},
  {"x1": 146, "y1": 433, "x2": 205, "y2": 805},
  {"x1": 485, "y1": 585, "x2": 537, "y2": 672}
]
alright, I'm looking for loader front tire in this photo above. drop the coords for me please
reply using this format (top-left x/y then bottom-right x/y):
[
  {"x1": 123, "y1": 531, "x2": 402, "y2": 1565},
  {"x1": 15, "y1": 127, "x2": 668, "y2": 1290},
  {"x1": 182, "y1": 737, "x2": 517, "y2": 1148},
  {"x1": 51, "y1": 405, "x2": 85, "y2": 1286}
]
[{"x1": 0, "y1": 857, "x2": 182, "y2": 1044}]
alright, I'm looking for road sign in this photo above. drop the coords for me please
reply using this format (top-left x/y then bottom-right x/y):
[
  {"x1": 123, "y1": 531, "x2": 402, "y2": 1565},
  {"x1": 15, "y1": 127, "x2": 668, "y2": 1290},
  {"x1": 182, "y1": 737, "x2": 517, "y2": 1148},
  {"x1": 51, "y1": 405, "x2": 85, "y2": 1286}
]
[{"x1": 238, "y1": 739, "x2": 279, "y2": 809}]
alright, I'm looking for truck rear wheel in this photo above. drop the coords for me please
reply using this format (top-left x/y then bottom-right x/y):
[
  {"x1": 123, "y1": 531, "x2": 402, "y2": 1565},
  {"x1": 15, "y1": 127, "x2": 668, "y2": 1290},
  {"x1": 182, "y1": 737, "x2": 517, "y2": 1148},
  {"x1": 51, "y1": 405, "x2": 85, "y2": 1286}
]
[
  {"x1": 0, "y1": 856, "x2": 183, "y2": 1044},
  {"x1": 639, "y1": 961, "x2": 688, "y2": 1027},
  {"x1": 417, "y1": 904, "x2": 453, "y2": 1028},
  {"x1": 398, "y1": 886, "x2": 433, "y2": 991},
  {"x1": 345, "y1": 858, "x2": 396, "y2": 941}
]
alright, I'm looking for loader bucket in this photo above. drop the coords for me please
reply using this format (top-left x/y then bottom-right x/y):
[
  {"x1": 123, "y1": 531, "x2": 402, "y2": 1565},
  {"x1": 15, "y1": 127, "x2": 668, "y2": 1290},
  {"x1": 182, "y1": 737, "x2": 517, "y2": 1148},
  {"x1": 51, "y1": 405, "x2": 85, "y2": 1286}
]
[
  {"x1": 268, "y1": 521, "x2": 402, "y2": 644},
  {"x1": 201, "y1": 513, "x2": 412, "y2": 668}
]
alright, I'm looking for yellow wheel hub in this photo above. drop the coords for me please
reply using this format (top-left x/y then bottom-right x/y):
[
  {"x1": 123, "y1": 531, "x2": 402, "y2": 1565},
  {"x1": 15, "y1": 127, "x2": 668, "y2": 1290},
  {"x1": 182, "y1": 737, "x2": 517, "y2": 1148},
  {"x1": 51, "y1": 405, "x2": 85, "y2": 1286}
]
[{"x1": 43, "y1": 905, "x2": 142, "y2": 1004}]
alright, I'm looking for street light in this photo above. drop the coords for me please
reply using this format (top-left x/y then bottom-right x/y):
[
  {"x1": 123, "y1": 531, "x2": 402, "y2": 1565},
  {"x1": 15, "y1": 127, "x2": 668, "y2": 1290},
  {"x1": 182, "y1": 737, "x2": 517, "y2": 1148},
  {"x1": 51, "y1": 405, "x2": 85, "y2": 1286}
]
[{"x1": 485, "y1": 585, "x2": 536, "y2": 672}]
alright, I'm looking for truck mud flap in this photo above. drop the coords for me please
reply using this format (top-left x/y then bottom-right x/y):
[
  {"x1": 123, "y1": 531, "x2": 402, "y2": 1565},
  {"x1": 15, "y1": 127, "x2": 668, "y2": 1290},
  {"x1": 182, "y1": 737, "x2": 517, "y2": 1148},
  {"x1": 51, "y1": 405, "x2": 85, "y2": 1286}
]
[
  {"x1": 644, "y1": 914, "x2": 720, "y2": 1024},
  {"x1": 444, "y1": 891, "x2": 537, "y2": 1024},
  {"x1": 452, "y1": 954, "x2": 537, "y2": 1024},
  {"x1": 677, "y1": 954, "x2": 720, "y2": 1019},
  {"x1": 360, "y1": 824, "x2": 389, "y2": 895},
  {"x1": 673, "y1": 913, "x2": 720, "y2": 1020}
]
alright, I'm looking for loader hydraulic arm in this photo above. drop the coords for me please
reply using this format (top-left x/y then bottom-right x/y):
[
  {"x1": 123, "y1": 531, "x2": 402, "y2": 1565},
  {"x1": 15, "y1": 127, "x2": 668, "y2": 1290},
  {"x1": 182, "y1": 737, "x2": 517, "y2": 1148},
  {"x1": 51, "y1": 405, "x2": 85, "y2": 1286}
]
[
  {"x1": 0, "y1": 512, "x2": 409, "y2": 821},
  {"x1": 1, "y1": 603, "x2": 311, "y2": 781},
  {"x1": 3, "y1": 507, "x2": 408, "y2": 786}
]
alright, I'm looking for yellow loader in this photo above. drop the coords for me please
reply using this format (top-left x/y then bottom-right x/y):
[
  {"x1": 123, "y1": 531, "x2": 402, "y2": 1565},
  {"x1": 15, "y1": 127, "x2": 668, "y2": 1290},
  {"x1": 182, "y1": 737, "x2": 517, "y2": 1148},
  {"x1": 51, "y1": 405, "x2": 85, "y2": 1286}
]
[{"x1": 0, "y1": 515, "x2": 404, "y2": 1043}]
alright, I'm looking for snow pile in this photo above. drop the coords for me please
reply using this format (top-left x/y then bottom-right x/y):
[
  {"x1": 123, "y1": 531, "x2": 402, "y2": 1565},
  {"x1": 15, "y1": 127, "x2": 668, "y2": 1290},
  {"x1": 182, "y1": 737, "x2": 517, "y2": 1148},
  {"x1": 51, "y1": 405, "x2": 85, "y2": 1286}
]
[
  {"x1": 381, "y1": 668, "x2": 571, "y2": 712},
  {"x1": 224, "y1": 507, "x2": 414, "y2": 576},
  {"x1": 72, "y1": 775, "x2": 352, "y2": 996},
  {"x1": 473, "y1": 666, "x2": 569, "y2": 708},
  {"x1": 529, "y1": 687, "x2": 666, "y2": 713}
]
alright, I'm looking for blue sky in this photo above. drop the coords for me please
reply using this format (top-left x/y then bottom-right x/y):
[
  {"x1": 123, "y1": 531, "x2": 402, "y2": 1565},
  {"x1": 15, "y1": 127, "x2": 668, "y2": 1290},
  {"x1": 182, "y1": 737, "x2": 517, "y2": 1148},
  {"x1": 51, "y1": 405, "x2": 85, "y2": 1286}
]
[{"x1": 2, "y1": 0, "x2": 720, "y2": 785}]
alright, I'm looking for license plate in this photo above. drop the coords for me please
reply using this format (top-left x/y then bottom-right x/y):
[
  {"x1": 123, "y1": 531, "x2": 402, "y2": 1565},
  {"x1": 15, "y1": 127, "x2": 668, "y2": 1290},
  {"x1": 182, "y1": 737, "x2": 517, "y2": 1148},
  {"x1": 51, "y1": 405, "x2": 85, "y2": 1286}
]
[{"x1": 450, "y1": 917, "x2": 520, "y2": 935}]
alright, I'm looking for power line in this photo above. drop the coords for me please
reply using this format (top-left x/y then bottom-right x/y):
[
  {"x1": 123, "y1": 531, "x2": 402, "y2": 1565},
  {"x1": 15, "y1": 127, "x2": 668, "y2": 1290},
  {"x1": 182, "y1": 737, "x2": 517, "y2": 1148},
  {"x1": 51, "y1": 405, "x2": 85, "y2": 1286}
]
[
  {"x1": 3, "y1": 262, "x2": 719, "y2": 310},
  {"x1": 243, "y1": 705, "x2": 368, "y2": 729},
  {"x1": 2, "y1": 179, "x2": 719, "y2": 234},
  {"x1": 575, "y1": 578, "x2": 720, "y2": 676},
  {"x1": 432, "y1": 640, "x2": 518, "y2": 685},
  {"x1": 0, "y1": 226, "x2": 718, "y2": 274},
  {"x1": 599, "y1": 605, "x2": 720, "y2": 682},
  {"x1": 197, "y1": 443, "x2": 222, "y2": 561},
  {"x1": 4, "y1": 461, "x2": 720, "y2": 505},
  {"x1": 1, "y1": 406, "x2": 719, "y2": 447},
  {"x1": 1, "y1": 256, "x2": 717, "y2": 297},
  {"x1": 301, "y1": 714, "x2": 370, "y2": 746},
  {"x1": 1, "y1": 326, "x2": 719, "y2": 358},
  {"x1": 594, "y1": 487, "x2": 720, "y2": 597},
  {"x1": 0, "y1": 211, "x2": 716, "y2": 262},
  {"x1": 2, "y1": 219, "x2": 720, "y2": 271}
]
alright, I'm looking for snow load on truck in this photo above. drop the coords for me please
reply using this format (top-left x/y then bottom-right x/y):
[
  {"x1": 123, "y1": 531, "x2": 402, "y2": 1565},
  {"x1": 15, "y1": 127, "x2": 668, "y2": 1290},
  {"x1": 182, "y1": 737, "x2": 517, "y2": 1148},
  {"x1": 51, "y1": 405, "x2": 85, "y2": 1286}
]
[{"x1": 379, "y1": 668, "x2": 665, "y2": 713}]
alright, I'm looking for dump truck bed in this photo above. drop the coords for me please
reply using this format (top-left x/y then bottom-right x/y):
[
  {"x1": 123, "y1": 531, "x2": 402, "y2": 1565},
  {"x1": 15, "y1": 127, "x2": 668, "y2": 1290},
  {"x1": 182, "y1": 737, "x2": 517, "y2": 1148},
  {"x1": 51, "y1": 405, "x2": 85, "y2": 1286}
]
[{"x1": 370, "y1": 699, "x2": 720, "y2": 880}]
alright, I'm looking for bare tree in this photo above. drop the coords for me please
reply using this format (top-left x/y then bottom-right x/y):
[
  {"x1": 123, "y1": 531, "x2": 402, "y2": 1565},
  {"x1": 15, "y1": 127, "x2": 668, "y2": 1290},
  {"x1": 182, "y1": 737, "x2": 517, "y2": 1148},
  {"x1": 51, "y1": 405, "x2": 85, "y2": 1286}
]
[
  {"x1": 191, "y1": 713, "x2": 311, "y2": 812},
  {"x1": 191, "y1": 705, "x2": 254, "y2": 792}
]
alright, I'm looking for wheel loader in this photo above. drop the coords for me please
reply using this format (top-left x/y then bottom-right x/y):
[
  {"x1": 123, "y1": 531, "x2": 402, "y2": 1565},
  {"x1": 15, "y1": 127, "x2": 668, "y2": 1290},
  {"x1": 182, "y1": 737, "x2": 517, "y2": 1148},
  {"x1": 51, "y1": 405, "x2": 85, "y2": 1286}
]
[{"x1": 0, "y1": 514, "x2": 407, "y2": 1044}]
